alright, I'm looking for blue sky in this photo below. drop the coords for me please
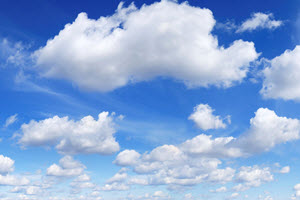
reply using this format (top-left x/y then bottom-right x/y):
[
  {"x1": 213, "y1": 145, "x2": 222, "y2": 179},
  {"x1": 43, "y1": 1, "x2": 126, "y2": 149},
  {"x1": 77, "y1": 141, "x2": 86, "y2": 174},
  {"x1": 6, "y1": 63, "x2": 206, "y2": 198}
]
[{"x1": 1, "y1": 0, "x2": 300, "y2": 199}]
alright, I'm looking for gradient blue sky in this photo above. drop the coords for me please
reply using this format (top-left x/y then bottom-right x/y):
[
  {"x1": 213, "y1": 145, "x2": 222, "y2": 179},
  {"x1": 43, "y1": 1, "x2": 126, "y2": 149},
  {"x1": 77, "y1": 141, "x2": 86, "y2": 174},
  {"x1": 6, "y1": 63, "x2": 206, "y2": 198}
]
[{"x1": 1, "y1": 0, "x2": 300, "y2": 199}]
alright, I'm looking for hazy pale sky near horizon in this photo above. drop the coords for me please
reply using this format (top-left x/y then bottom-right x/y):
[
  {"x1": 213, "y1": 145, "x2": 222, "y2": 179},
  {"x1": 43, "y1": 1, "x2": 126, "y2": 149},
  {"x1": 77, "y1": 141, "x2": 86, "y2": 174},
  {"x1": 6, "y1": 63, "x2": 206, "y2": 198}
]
[{"x1": 1, "y1": 0, "x2": 300, "y2": 199}]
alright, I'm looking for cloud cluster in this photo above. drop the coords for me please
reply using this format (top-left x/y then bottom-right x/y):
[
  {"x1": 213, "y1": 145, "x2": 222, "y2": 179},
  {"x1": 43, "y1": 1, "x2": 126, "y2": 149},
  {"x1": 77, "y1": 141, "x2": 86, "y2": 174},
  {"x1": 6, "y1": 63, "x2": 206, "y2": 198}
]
[
  {"x1": 188, "y1": 104, "x2": 230, "y2": 130},
  {"x1": 47, "y1": 156, "x2": 85, "y2": 177},
  {"x1": 0, "y1": 155, "x2": 29, "y2": 186},
  {"x1": 18, "y1": 112, "x2": 119, "y2": 155},
  {"x1": 34, "y1": 1, "x2": 258, "y2": 92},
  {"x1": 237, "y1": 12, "x2": 282, "y2": 33},
  {"x1": 110, "y1": 107, "x2": 298, "y2": 189},
  {"x1": 234, "y1": 166, "x2": 273, "y2": 191},
  {"x1": 261, "y1": 46, "x2": 300, "y2": 101}
]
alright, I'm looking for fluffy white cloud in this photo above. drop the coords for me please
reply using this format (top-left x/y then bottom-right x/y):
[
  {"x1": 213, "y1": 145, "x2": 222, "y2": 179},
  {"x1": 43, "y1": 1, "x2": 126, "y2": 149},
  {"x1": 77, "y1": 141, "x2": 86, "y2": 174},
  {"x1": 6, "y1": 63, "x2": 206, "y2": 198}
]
[
  {"x1": 235, "y1": 166, "x2": 273, "y2": 188},
  {"x1": 261, "y1": 46, "x2": 300, "y2": 100},
  {"x1": 0, "y1": 174, "x2": 29, "y2": 186},
  {"x1": 106, "y1": 170, "x2": 128, "y2": 184},
  {"x1": 236, "y1": 108, "x2": 300, "y2": 154},
  {"x1": 180, "y1": 134, "x2": 242, "y2": 158},
  {"x1": 74, "y1": 174, "x2": 91, "y2": 182},
  {"x1": 34, "y1": 1, "x2": 258, "y2": 92},
  {"x1": 237, "y1": 12, "x2": 282, "y2": 33},
  {"x1": 0, "y1": 155, "x2": 14, "y2": 174},
  {"x1": 19, "y1": 112, "x2": 119, "y2": 155},
  {"x1": 4, "y1": 114, "x2": 18, "y2": 128},
  {"x1": 188, "y1": 104, "x2": 230, "y2": 130},
  {"x1": 294, "y1": 183, "x2": 300, "y2": 197},
  {"x1": 47, "y1": 156, "x2": 85, "y2": 177},
  {"x1": 114, "y1": 150, "x2": 141, "y2": 166},
  {"x1": 111, "y1": 107, "x2": 299, "y2": 189}
]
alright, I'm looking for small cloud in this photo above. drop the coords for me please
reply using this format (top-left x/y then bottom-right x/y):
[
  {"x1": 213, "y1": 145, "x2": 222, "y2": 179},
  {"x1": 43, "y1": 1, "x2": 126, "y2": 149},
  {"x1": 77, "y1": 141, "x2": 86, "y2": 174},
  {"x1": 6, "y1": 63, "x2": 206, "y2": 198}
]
[
  {"x1": 237, "y1": 12, "x2": 282, "y2": 33},
  {"x1": 4, "y1": 114, "x2": 18, "y2": 128}
]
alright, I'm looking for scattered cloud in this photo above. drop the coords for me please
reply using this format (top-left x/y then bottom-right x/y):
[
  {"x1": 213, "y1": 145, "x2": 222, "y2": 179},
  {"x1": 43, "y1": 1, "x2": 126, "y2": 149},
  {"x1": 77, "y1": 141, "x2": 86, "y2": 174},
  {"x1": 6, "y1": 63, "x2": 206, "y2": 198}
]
[
  {"x1": 294, "y1": 183, "x2": 300, "y2": 197},
  {"x1": 111, "y1": 107, "x2": 299, "y2": 191},
  {"x1": 47, "y1": 156, "x2": 85, "y2": 177},
  {"x1": 0, "y1": 155, "x2": 15, "y2": 174},
  {"x1": 0, "y1": 155, "x2": 29, "y2": 186},
  {"x1": 18, "y1": 112, "x2": 119, "y2": 155},
  {"x1": 4, "y1": 114, "x2": 18, "y2": 128},
  {"x1": 261, "y1": 46, "x2": 300, "y2": 101},
  {"x1": 279, "y1": 166, "x2": 290, "y2": 174},
  {"x1": 188, "y1": 104, "x2": 230, "y2": 130},
  {"x1": 237, "y1": 12, "x2": 282, "y2": 33}
]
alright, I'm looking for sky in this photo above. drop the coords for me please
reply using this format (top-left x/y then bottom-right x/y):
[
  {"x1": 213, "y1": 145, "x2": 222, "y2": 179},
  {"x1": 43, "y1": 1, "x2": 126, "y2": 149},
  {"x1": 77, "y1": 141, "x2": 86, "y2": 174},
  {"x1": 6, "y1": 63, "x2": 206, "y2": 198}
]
[{"x1": 0, "y1": 0, "x2": 300, "y2": 199}]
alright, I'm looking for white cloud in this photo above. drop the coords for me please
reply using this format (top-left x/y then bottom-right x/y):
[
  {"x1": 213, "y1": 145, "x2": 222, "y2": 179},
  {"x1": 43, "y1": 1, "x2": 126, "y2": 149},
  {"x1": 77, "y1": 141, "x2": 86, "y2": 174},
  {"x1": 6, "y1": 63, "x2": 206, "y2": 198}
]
[
  {"x1": 279, "y1": 166, "x2": 290, "y2": 174},
  {"x1": 210, "y1": 186, "x2": 227, "y2": 193},
  {"x1": 0, "y1": 39, "x2": 29, "y2": 67},
  {"x1": 188, "y1": 104, "x2": 230, "y2": 130},
  {"x1": 25, "y1": 186, "x2": 42, "y2": 195},
  {"x1": 4, "y1": 114, "x2": 18, "y2": 128},
  {"x1": 34, "y1": 1, "x2": 258, "y2": 92},
  {"x1": 47, "y1": 156, "x2": 85, "y2": 177},
  {"x1": 111, "y1": 107, "x2": 298, "y2": 190},
  {"x1": 0, "y1": 174, "x2": 30, "y2": 186},
  {"x1": 237, "y1": 12, "x2": 282, "y2": 33},
  {"x1": 294, "y1": 183, "x2": 300, "y2": 197},
  {"x1": 114, "y1": 150, "x2": 141, "y2": 166},
  {"x1": 126, "y1": 191, "x2": 170, "y2": 200},
  {"x1": 179, "y1": 134, "x2": 242, "y2": 158},
  {"x1": 0, "y1": 155, "x2": 14, "y2": 174},
  {"x1": 235, "y1": 166, "x2": 273, "y2": 190},
  {"x1": 106, "y1": 170, "x2": 128, "y2": 184},
  {"x1": 18, "y1": 112, "x2": 119, "y2": 155},
  {"x1": 102, "y1": 182, "x2": 130, "y2": 191},
  {"x1": 261, "y1": 46, "x2": 300, "y2": 100},
  {"x1": 236, "y1": 108, "x2": 300, "y2": 154},
  {"x1": 74, "y1": 174, "x2": 91, "y2": 182},
  {"x1": 228, "y1": 192, "x2": 239, "y2": 199}
]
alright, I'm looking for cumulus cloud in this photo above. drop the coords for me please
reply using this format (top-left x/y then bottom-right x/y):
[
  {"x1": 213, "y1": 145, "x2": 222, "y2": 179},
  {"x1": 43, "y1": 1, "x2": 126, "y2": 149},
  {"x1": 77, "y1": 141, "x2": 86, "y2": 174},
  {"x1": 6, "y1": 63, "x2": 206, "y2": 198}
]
[
  {"x1": 0, "y1": 155, "x2": 29, "y2": 186},
  {"x1": 235, "y1": 166, "x2": 273, "y2": 188},
  {"x1": 260, "y1": 46, "x2": 300, "y2": 100},
  {"x1": 294, "y1": 183, "x2": 300, "y2": 197},
  {"x1": 18, "y1": 112, "x2": 119, "y2": 155},
  {"x1": 237, "y1": 12, "x2": 282, "y2": 33},
  {"x1": 180, "y1": 134, "x2": 242, "y2": 158},
  {"x1": 47, "y1": 156, "x2": 85, "y2": 177},
  {"x1": 0, "y1": 174, "x2": 30, "y2": 186},
  {"x1": 106, "y1": 169, "x2": 128, "y2": 184},
  {"x1": 236, "y1": 108, "x2": 300, "y2": 154},
  {"x1": 114, "y1": 150, "x2": 141, "y2": 166},
  {"x1": 4, "y1": 114, "x2": 18, "y2": 128},
  {"x1": 34, "y1": 1, "x2": 258, "y2": 92},
  {"x1": 111, "y1": 107, "x2": 299, "y2": 189},
  {"x1": 188, "y1": 104, "x2": 230, "y2": 130},
  {"x1": 0, "y1": 155, "x2": 14, "y2": 174}
]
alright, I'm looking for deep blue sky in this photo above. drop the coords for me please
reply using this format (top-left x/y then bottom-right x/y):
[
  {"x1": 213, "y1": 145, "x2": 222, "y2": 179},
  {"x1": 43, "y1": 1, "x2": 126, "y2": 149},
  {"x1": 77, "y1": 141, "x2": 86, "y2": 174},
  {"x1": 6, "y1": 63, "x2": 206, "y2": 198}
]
[{"x1": 0, "y1": 0, "x2": 300, "y2": 199}]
